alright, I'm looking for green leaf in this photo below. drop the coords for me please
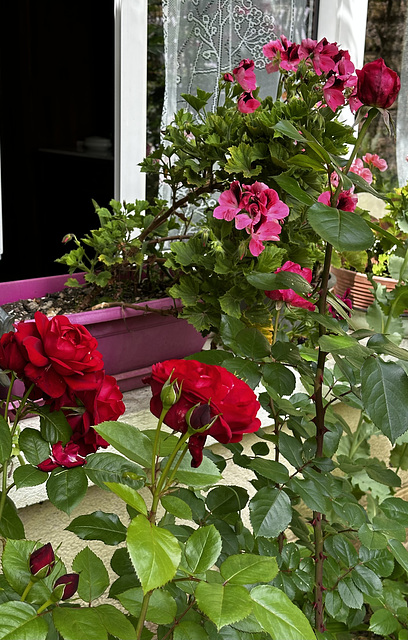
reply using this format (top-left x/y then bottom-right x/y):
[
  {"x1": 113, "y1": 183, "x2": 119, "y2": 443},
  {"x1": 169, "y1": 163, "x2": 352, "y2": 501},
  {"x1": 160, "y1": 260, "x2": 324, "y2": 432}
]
[
  {"x1": 127, "y1": 514, "x2": 181, "y2": 593},
  {"x1": 338, "y1": 576, "x2": 363, "y2": 609},
  {"x1": 94, "y1": 422, "x2": 153, "y2": 467},
  {"x1": 84, "y1": 452, "x2": 146, "y2": 491},
  {"x1": 250, "y1": 584, "x2": 315, "y2": 640},
  {"x1": 273, "y1": 121, "x2": 305, "y2": 142},
  {"x1": 195, "y1": 582, "x2": 252, "y2": 630},
  {"x1": 13, "y1": 465, "x2": 48, "y2": 489},
  {"x1": 0, "y1": 496, "x2": 25, "y2": 539},
  {"x1": 185, "y1": 525, "x2": 222, "y2": 574},
  {"x1": 220, "y1": 554, "x2": 278, "y2": 585},
  {"x1": 233, "y1": 328, "x2": 271, "y2": 359},
  {"x1": 248, "y1": 459, "x2": 289, "y2": 484},
  {"x1": 358, "y1": 523, "x2": 388, "y2": 550},
  {"x1": 104, "y1": 482, "x2": 147, "y2": 516},
  {"x1": 19, "y1": 428, "x2": 50, "y2": 466},
  {"x1": 246, "y1": 271, "x2": 312, "y2": 294},
  {"x1": 39, "y1": 406, "x2": 72, "y2": 445},
  {"x1": 224, "y1": 143, "x2": 263, "y2": 178},
  {"x1": 249, "y1": 487, "x2": 292, "y2": 538},
  {"x1": 325, "y1": 534, "x2": 358, "y2": 567},
  {"x1": 72, "y1": 547, "x2": 110, "y2": 602},
  {"x1": 351, "y1": 564, "x2": 382, "y2": 598},
  {"x1": 161, "y1": 495, "x2": 192, "y2": 520},
  {"x1": 388, "y1": 538, "x2": 408, "y2": 574},
  {"x1": 262, "y1": 363, "x2": 296, "y2": 396},
  {"x1": 66, "y1": 511, "x2": 127, "y2": 545},
  {"x1": 288, "y1": 477, "x2": 329, "y2": 513},
  {"x1": 53, "y1": 607, "x2": 108, "y2": 640},
  {"x1": 206, "y1": 486, "x2": 249, "y2": 516},
  {"x1": 288, "y1": 153, "x2": 326, "y2": 172},
  {"x1": 173, "y1": 452, "x2": 222, "y2": 488},
  {"x1": 369, "y1": 609, "x2": 399, "y2": 636},
  {"x1": 93, "y1": 604, "x2": 137, "y2": 640},
  {"x1": 308, "y1": 203, "x2": 374, "y2": 251},
  {"x1": 361, "y1": 358, "x2": 408, "y2": 443},
  {"x1": 367, "y1": 334, "x2": 408, "y2": 360},
  {"x1": 173, "y1": 621, "x2": 209, "y2": 640},
  {"x1": 381, "y1": 497, "x2": 408, "y2": 526},
  {"x1": 272, "y1": 174, "x2": 315, "y2": 205},
  {"x1": 0, "y1": 601, "x2": 48, "y2": 640},
  {"x1": 46, "y1": 466, "x2": 88, "y2": 514},
  {"x1": 0, "y1": 415, "x2": 11, "y2": 463},
  {"x1": 118, "y1": 587, "x2": 177, "y2": 624}
]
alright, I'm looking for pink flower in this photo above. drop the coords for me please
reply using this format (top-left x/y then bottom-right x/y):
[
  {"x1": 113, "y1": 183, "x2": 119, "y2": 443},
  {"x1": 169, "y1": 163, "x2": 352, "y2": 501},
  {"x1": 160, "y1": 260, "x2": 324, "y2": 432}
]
[
  {"x1": 318, "y1": 189, "x2": 358, "y2": 212},
  {"x1": 237, "y1": 92, "x2": 261, "y2": 113},
  {"x1": 323, "y1": 76, "x2": 346, "y2": 112},
  {"x1": 223, "y1": 72, "x2": 234, "y2": 82},
  {"x1": 263, "y1": 35, "x2": 301, "y2": 73},
  {"x1": 349, "y1": 158, "x2": 373, "y2": 184},
  {"x1": 363, "y1": 153, "x2": 388, "y2": 172},
  {"x1": 38, "y1": 441, "x2": 86, "y2": 472},
  {"x1": 233, "y1": 59, "x2": 257, "y2": 92},
  {"x1": 265, "y1": 261, "x2": 316, "y2": 311},
  {"x1": 213, "y1": 181, "x2": 289, "y2": 256}
]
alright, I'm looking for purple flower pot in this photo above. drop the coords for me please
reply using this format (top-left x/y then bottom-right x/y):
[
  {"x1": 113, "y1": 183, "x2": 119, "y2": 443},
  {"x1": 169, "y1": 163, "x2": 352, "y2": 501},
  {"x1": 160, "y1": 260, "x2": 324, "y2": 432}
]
[{"x1": 0, "y1": 274, "x2": 206, "y2": 391}]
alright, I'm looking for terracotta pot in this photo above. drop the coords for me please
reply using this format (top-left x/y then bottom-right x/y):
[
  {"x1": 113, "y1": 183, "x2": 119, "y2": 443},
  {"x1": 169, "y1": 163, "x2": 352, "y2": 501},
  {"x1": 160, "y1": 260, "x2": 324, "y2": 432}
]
[
  {"x1": 0, "y1": 273, "x2": 206, "y2": 391},
  {"x1": 331, "y1": 266, "x2": 398, "y2": 311}
]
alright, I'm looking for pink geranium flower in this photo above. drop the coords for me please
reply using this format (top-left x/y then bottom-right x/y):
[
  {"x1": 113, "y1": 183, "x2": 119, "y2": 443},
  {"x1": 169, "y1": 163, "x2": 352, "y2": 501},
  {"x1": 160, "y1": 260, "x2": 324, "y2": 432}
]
[
  {"x1": 265, "y1": 261, "x2": 316, "y2": 311},
  {"x1": 363, "y1": 153, "x2": 388, "y2": 172},
  {"x1": 237, "y1": 91, "x2": 261, "y2": 113},
  {"x1": 349, "y1": 158, "x2": 373, "y2": 184},
  {"x1": 318, "y1": 189, "x2": 358, "y2": 212},
  {"x1": 233, "y1": 59, "x2": 257, "y2": 92},
  {"x1": 263, "y1": 35, "x2": 301, "y2": 73},
  {"x1": 213, "y1": 181, "x2": 243, "y2": 221}
]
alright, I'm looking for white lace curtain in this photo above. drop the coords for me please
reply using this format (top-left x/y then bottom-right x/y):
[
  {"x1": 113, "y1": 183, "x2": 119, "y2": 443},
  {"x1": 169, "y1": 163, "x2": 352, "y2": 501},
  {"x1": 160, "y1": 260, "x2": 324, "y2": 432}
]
[{"x1": 161, "y1": 0, "x2": 315, "y2": 127}]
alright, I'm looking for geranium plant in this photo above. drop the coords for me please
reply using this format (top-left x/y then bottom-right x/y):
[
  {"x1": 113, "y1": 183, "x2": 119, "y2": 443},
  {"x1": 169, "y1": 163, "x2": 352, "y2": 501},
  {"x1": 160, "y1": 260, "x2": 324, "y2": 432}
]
[{"x1": 2, "y1": 32, "x2": 408, "y2": 640}]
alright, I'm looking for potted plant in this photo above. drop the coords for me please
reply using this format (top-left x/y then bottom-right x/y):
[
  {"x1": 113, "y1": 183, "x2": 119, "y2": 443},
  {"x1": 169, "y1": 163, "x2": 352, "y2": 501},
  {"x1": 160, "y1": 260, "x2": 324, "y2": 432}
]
[{"x1": 3, "y1": 37, "x2": 408, "y2": 640}]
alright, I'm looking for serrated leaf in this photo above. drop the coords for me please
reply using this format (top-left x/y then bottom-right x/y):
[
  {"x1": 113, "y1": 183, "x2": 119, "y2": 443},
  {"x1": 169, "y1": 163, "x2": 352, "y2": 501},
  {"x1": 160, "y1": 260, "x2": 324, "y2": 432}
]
[
  {"x1": 220, "y1": 554, "x2": 278, "y2": 585},
  {"x1": 72, "y1": 547, "x2": 110, "y2": 602},
  {"x1": 19, "y1": 428, "x2": 50, "y2": 466},
  {"x1": 369, "y1": 609, "x2": 399, "y2": 635},
  {"x1": 338, "y1": 576, "x2": 363, "y2": 609},
  {"x1": 308, "y1": 203, "x2": 374, "y2": 251},
  {"x1": 272, "y1": 174, "x2": 315, "y2": 205},
  {"x1": 127, "y1": 514, "x2": 181, "y2": 593},
  {"x1": 85, "y1": 452, "x2": 146, "y2": 491},
  {"x1": 262, "y1": 363, "x2": 296, "y2": 396},
  {"x1": 173, "y1": 452, "x2": 222, "y2": 488},
  {"x1": 249, "y1": 487, "x2": 292, "y2": 538},
  {"x1": 104, "y1": 482, "x2": 147, "y2": 516},
  {"x1": 0, "y1": 496, "x2": 25, "y2": 539},
  {"x1": 93, "y1": 604, "x2": 137, "y2": 640},
  {"x1": 225, "y1": 143, "x2": 263, "y2": 178},
  {"x1": 358, "y1": 523, "x2": 388, "y2": 550},
  {"x1": 361, "y1": 358, "x2": 408, "y2": 443},
  {"x1": 66, "y1": 511, "x2": 126, "y2": 545},
  {"x1": 351, "y1": 564, "x2": 382, "y2": 598},
  {"x1": 388, "y1": 538, "x2": 408, "y2": 574},
  {"x1": 39, "y1": 406, "x2": 72, "y2": 445},
  {"x1": 46, "y1": 466, "x2": 88, "y2": 515},
  {"x1": 118, "y1": 587, "x2": 177, "y2": 624},
  {"x1": 250, "y1": 584, "x2": 315, "y2": 639},
  {"x1": 185, "y1": 525, "x2": 222, "y2": 574},
  {"x1": 195, "y1": 582, "x2": 252, "y2": 630},
  {"x1": 0, "y1": 601, "x2": 48, "y2": 640},
  {"x1": 248, "y1": 459, "x2": 289, "y2": 483},
  {"x1": 13, "y1": 465, "x2": 48, "y2": 489},
  {"x1": 161, "y1": 495, "x2": 192, "y2": 519},
  {"x1": 53, "y1": 607, "x2": 108, "y2": 640},
  {"x1": 94, "y1": 422, "x2": 153, "y2": 467},
  {"x1": 246, "y1": 271, "x2": 312, "y2": 294}
]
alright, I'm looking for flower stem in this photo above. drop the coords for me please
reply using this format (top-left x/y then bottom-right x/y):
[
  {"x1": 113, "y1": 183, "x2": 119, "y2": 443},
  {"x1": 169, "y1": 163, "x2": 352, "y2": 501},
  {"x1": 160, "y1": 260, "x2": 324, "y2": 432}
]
[
  {"x1": 21, "y1": 579, "x2": 34, "y2": 602},
  {"x1": 0, "y1": 449, "x2": 8, "y2": 525},
  {"x1": 36, "y1": 598, "x2": 54, "y2": 615},
  {"x1": 151, "y1": 430, "x2": 191, "y2": 515},
  {"x1": 135, "y1": 591, "x2": 152, "y2": 640},
  {"x1": 343, "y1": 108, "x2": 378, "y2": 175},
  {"x1": 151, "y1": 408, "x2": 168, "y2": 487}
]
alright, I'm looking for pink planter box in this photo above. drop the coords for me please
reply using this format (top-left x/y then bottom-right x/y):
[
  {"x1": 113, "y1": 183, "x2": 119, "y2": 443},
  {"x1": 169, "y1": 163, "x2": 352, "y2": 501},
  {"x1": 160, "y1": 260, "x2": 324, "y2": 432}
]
[{"x1": 0, "y1": 274, "x2": 206, "y2": 392}]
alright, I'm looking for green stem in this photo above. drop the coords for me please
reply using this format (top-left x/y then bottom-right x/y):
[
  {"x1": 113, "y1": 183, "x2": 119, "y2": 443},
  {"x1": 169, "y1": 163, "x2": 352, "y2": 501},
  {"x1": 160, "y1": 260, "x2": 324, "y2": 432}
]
[
  {"x1": 10, "y1": 384, "x2": 35, "y2": 438},
  {"x1": 21, "y1": 579, "x2": 35, "y2": 602},
  {"x1": 3, "y1": 372, "x2": 16, "y2": 420},
  {"x1": 0, "y1": 451, "x2": 8, "y2": 525},
  {"x1": 151, "y1": 430, "x2": 191, "y2": 515},
  {"x1": 163, "y1": 443, "x2": 189, "y2": 491},
  {"x1": 36, "y1": 598, "x2": 54, "y2": 615},
  {"x1": 151, "y1": 408, "x2": 168, "y2": 487},
  {"x1": 272, "y1": 306, "x2": 281, "y2": 346},
  {"x1": 343, "y1": 108, "x2": 378, "y2": 175},
  {"x1": 135, "y1": 591, "x2": 152, "y2": 640}
]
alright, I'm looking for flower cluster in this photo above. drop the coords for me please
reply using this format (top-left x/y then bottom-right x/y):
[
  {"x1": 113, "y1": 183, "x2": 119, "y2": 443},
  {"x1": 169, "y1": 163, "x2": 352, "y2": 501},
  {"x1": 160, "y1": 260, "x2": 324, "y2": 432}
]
[
  {"x1": 144, "y1": 359, "x2": 261, "y2": 467},
  {"x1": 0, "y1": 312, "x2": 125, "y2": 470},
  {"x1": 263, "y1": 35, "x2": 358, "y2": 112},
  {"x1": 213, "y1": 181, "x2": 289, "y2": 256}
]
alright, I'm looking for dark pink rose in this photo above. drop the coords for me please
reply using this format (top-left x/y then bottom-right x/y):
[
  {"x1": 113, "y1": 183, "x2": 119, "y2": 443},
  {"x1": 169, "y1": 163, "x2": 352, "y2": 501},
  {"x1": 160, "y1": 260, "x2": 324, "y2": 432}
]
[
  {"x1": 265, "y1": 261, "x2": 316, "y2": 311},
  {"x1": 144, "y1": 359, "x2": 261, "y2": 467},
  {"x1": 53, "y1": 573, "x2": 79, "y2": 600},
  {"x1": 233, "y1": 59, "x2": 257, "y2": 91},
  {"x1": 0, "y1": 332, "x2": 28, "y2": 377},
  {"x1": 29, "y1": 543, "x2": 55, "y2": 578},
  {"x1": 38, "y1": 441, "x2": 87, "y2": 471},
  {"x1": 237, "y1": 92, "x2": 261, "y2": 114},
  {"x1": 356, "y1": 59, "x2": 400, "y2": 109},
  {"x1": 13, "y1": 312, "x2": 104, "y2": 398}
]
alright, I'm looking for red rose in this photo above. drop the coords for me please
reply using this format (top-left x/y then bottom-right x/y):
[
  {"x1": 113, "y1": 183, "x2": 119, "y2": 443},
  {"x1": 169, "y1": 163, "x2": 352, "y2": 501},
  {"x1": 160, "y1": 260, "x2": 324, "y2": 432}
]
[
  {"x1": 37, "y1": 441, "x2": 87, "y2": 471},
  {"x1": 13, "y1": 312, "x2": 104, "y2": 398},
  {"x1": 29, "y1": 543, "x2": 55, "y2": 578},
  {"x1": 144, "y1": 359, "x2": 261, "y2": 467},
  {"x1": 356, "y1": 59, "x2": 400, "y2": 109},
  {"x1": 0, "y1": 332, "x2": 28, "y2": 377}
]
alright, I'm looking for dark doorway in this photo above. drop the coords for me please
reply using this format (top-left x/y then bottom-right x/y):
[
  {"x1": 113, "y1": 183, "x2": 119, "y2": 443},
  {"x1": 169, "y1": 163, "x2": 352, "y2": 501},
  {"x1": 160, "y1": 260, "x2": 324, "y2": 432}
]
[{"x1": 0, "y1": 1, "x2": 115, "y2": 281}]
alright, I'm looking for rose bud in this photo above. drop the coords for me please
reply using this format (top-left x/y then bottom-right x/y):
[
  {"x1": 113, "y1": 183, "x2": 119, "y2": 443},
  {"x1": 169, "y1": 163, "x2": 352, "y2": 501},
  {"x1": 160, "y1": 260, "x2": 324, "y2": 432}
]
[
  {"x1": 52, "y1": 573, "x2": 79, "y2": 601},
  {"x1": 356, "y1": 58, "x2": 400, "y2": 109},
  {"x1": 29, "y1": 543, "x2": 55, "y2": 579},
  {"x1": 188, "y1": 403, "x2": 212, "y2": 431},
  {"x1": 159, "y1": 372, "x2": 181, "y2": 410}
]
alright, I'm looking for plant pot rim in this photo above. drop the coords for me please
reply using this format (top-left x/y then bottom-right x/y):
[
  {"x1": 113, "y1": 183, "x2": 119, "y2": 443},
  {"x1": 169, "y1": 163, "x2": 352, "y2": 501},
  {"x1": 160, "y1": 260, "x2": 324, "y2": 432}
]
[{"x1": 331, "y1": 266, "x2": 397, "y2": 285}]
